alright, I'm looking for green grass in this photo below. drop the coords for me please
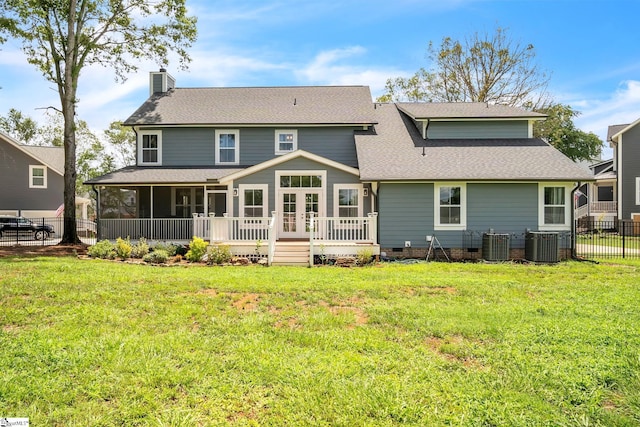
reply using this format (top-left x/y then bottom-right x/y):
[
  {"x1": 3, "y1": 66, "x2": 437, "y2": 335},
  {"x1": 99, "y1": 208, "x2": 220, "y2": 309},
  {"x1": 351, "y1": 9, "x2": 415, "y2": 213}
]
[
  {"x1": 577, "y1": 233, "x2": 640, "y2": 249},
  {"x1": 1, "y1": 257, "x2": 639, "y2": 426}
]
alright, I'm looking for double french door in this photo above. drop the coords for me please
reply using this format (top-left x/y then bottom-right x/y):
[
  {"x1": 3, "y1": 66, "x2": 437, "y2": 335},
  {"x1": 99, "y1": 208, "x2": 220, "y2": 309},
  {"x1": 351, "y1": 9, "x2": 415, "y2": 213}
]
[{"x1": 279, "y1": 190, "x2": 322, "y2": 238}]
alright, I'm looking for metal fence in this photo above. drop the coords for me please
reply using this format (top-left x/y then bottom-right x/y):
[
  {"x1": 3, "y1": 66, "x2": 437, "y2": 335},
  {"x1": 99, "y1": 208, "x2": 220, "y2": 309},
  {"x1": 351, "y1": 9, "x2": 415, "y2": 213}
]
[
  {"x1": 0, "y1": 216, "x2": 97, "y2": 247},
  {"x1": 576, "y1": 219, "x2": 640, "y2": 259}
]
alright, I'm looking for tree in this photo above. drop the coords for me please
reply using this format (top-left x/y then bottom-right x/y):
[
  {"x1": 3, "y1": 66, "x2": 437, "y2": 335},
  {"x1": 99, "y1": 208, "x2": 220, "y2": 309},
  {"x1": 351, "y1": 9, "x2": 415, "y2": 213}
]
[
  {"x1": 0, "y1": 0, "x2": 197, "y2": 243},
  {"x1": 104, "y1": 121, "x2": 136, "y2": 167},
  {"x1": 533, "y1": 103, "x2": 602, "y2": 161},
  {"x1": 378, "y1": 27, "x2": 550, "y2": 107},
  {"x1": 0, "y1": 108, "x2": 40, "y2": 144},
  {"x1": 377, "y1": 27, "x2": 602, "y2": 161}
]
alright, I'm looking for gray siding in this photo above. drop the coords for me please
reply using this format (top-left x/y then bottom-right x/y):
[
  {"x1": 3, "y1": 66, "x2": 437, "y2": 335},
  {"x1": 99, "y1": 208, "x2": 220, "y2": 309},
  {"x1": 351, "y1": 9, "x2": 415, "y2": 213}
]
[
  {"x1": 156, "y1": 127, "x2": 359, "y2": 167},
  {"x1": 152, "y1": 74, "x2": 163, "y2": 94},
  {"x1": 428, "y1": 121, "x2": 529, "y2": 139},
  {"x1": 379, "y1": 183, "x2": 434, "y2": 248},
  {"x1": 621, "y1": 125, "x2": 640, "y2": 218},
  {"x1": 234, "y1": 157, "x2": 364, "y2": 217},
  {"x1": 379, "y1": 182, "x2": 539, "y2": 249},
  {"x1": 0, "y1": 141, "x2": 63, "y2": 212}
]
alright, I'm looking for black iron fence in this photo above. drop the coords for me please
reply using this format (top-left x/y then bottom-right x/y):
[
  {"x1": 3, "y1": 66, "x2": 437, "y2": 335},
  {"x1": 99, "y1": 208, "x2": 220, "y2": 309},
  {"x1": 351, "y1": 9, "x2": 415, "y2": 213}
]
[
  {"x1": 0, "y1": 216, "x2": 97, "y2": 247},
  {"x1": 576, "y1": 219, "x2": 640, "y2": 259}
]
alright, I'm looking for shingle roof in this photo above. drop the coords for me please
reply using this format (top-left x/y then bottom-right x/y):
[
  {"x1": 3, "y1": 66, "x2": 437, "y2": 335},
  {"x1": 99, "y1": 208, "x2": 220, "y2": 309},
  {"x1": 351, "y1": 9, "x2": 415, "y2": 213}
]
[
  {"x1": 355, "y1": 104, "x2": 593, "y2": 181},
  {"x1": 85, "y1": 166, "x2": 242, "y2": 185},
  {"x1": 607, "y1": 124, "x2": 628, "y2": 141},
  {"x1": 125, "y1": 86, "x2": 376, "y2": 126},
  {"x1": 21, "y1": 145, "x2": 65, "y2": 172},
  {"x1": 396, "y1": 102, "x2": 546, "y2": 120}
]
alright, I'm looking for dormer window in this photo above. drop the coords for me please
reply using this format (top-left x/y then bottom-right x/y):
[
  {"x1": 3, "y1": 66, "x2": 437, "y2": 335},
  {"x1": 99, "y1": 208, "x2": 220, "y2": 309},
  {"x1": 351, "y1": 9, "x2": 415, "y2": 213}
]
[
  {"x1": 275, "y1": 130, "x2": 297, "y2": 155},
  {"x1": 138, "y1": 130, "x2": 162, "y2": 165}
]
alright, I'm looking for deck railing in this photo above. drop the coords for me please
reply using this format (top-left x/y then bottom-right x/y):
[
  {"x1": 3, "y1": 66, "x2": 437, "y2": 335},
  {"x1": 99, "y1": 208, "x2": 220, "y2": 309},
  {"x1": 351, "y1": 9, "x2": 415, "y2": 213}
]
[
  {"x1": 209, "y1": 214, "x2": 273, "y2": 242},
  {"x1": 311, "y1": 213, "x2": 378, "y2": 243},
  {"x1": 98, "y1": 218, "x2": 203, "y2": 241},
  {"x1": 575, "y1": 201, "x2": 617, "y2": 219}
]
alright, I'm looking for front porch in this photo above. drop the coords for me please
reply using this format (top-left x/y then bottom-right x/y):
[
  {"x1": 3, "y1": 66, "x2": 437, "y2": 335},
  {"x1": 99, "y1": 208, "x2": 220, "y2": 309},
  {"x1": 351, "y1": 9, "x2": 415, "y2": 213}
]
[{"x1": 97, "y1": 212, "x2": 380, "y2": 266}]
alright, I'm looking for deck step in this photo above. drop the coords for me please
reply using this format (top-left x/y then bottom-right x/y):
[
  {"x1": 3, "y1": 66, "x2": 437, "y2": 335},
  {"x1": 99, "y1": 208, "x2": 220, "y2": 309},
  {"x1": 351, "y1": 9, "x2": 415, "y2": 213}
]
[{"x1": 271, "y1": 243, "x2": 311, "y2": 266}]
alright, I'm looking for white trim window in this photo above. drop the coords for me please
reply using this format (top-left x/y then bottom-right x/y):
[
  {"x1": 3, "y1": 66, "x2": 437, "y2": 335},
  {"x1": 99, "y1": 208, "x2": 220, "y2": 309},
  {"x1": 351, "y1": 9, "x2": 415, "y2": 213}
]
[
  {"x1": 275, "y1": 129, "x2": 298, "y2": 155},
  {"x1": 434, "y1": 183, "x2": 466, "y2": 230},
  {"x1": 138, "y1": 130, "x2": 162, "y2": 165},
  {"x1": 171, "y1": 187, "x2": 204, "y2": 218},
  {"x1": 334, "y1": 184, "x2": 363, "y2": 220},
  {"x1": 239, "y1": 184, "x2": 268, "y2": 218},
  {"x1": 215, "y1": 129, "x2": 240, "y2": 165},
  {"x1": 29, "y1": 165, "x2": 47, "y2": 189},
  {"x1": 539, "y1": 184, "x2": 571, "y2": 230}
]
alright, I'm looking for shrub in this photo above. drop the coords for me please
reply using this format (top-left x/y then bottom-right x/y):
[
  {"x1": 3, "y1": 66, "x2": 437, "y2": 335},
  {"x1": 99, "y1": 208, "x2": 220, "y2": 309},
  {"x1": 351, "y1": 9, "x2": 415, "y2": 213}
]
[
  {"x1": 115, "y1": 237, "x2": 133, "y2": 260},
  {"x1": 207, "y1": 244, "x2": 233, "y2": 265},
  {"x1": 356, "y1": 248, "x2": 374, "y2": 266},
  {"x1": 131, "y1": 237, "x2": 150, "y2": 259},
  {"x1": 143, "y1": 249, "x2": 169, "y2": 264},
  {"x1": 185, "y1": 236, "x2": 208, "y2": 262},
  {"x1": 88, "y1": 240, "x2": 116, "y2": 259},
  {"x1": 152, "y1": 242, "x2": 178, "y2": 257}
]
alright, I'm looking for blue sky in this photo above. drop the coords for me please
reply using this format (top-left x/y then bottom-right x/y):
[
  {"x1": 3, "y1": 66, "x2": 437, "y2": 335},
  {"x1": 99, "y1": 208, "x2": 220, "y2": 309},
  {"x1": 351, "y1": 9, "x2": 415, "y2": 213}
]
[{"x1": 1, "y1": 0, "x2": 639, "y2": 158}]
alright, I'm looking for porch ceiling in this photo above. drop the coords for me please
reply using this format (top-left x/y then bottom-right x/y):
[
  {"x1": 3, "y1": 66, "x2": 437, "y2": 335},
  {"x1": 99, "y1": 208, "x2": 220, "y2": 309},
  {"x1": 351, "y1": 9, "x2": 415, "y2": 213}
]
[{"x1": 84, "y1": 166, "x2": 243, "y2": 186}]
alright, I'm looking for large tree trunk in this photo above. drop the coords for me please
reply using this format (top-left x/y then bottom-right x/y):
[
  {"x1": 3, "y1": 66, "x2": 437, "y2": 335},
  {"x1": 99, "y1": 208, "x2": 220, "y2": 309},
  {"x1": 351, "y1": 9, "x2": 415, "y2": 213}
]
[{"x1": 59, "y1": 0, "x2": 80, "y2": 245}]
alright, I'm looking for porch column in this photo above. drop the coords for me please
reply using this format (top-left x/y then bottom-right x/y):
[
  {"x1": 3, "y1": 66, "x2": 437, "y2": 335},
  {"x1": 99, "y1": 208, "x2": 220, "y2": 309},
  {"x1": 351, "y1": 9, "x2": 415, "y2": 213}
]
[
  {"x1": 368, "y1": 212, "x2": 378, "y2": 243},
  {"x1": 150, "y1": 186, "x2": 154, "y2": 219},
  {"x1": 309, "y1": 211, "x2": 315, "y2": 267}
]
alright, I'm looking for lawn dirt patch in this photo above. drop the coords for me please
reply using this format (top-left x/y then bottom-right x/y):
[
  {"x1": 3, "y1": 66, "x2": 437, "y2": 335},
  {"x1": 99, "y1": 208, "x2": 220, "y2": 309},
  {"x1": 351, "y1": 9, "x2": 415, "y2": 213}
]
[{"x1": 0, "y1": 244, "x2": 88, "y2": 258}]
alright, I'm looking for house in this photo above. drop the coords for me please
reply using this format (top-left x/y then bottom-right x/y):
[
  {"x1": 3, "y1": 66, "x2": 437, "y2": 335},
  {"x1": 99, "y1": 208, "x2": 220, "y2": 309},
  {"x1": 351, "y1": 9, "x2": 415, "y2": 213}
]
[
  {"x1": 608, "y1": 120, "x2": 640, "y2": 222},
  {"x1": 0, "y1": 130, "x2": 65, "y2": 217},
  {"x1": 86, "y1": 69, "x2": 593, "y2": 264},
  {"x1": 574, "y1": 158, "x2": 616, "y2": 224}
]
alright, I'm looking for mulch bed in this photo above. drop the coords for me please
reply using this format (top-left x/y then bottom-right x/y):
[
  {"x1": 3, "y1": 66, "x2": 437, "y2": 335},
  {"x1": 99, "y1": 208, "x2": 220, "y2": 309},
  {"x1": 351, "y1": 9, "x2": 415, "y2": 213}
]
[{"x1": 0, "y1": 244, "x2": 89, "y2": 258}]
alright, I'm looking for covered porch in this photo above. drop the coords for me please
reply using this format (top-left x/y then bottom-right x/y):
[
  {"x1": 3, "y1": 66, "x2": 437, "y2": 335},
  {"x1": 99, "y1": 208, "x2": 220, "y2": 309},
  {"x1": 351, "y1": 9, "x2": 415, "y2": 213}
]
[{"x1": 96, "y1": 212, "x2": 379, "y2": 266}]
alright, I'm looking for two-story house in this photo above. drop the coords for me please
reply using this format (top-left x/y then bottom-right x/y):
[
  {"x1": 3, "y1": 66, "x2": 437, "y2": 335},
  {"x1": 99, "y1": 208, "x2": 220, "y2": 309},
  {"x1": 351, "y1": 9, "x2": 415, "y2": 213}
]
[
  {"x1": 87, "y1": 69, "x2": 592, "y2": 264},
  {"x1": 0, "y1": 130, "x2": 65, "y2": 217}
]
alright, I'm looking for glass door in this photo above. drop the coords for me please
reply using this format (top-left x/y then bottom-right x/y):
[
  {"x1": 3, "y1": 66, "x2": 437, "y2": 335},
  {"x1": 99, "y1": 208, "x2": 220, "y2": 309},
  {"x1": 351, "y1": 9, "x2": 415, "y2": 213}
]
[{"x1": 279, "y1": 190, "x2": 321, "y2": 238}]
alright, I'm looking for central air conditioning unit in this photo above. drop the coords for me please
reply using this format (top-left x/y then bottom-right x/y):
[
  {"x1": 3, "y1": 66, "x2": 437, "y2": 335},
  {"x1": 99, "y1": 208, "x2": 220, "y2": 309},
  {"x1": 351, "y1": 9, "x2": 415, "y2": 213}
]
[
  {"x1": 525, "y1": 232, "x2": 559, "y2": 263},
  {"x1": 482, "y1": 233, "x2": 510, "y2": 261}
]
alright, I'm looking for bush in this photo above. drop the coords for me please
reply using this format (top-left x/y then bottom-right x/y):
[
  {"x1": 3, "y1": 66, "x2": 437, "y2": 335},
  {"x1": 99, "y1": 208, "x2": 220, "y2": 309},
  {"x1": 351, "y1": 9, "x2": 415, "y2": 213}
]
[
  {"x1": 207, "y1": 244, "x2": 233, "y2": 265},
  {"x1": 143, "y1": 249, "x2": 169, "y2": 264},
  {"x1": 131, "y1": 237, "x2": 150, "y2": 259},
  {"x1": 185, "y1": 236, "x2": 208, "y2": 262},
  {"x1": 356, "y1": 248, "x2": 374, "y2": 266},
  {"x1": 115, "y1": 237, "x2": 133, "y2": 260},
  {"x1": 88, "y1": 240, "x2": 116, "y2": 259},
  {"x1": 152, "y1": 242, "x2": 178, "y2": 257}
]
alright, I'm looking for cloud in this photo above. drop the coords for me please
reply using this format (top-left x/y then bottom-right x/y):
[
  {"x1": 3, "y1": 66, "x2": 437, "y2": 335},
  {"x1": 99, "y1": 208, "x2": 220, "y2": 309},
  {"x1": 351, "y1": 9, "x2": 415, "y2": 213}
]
[{"x1": 296, "y1": 46, "x2": 408, "y2": 95}]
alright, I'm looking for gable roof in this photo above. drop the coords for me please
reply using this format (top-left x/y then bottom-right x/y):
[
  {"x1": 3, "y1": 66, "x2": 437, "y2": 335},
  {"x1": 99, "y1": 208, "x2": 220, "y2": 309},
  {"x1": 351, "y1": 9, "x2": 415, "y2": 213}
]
[
  {"x1": 396, "y1": 102, "x2": 546, "y2": 120},
  {"x1": 0, "y1": 131, "x2": 64, "y2": 176},
  {"x1": 125, "y1": 86, "x2": 377, "y2": 126},
  {"x1": 218, "y1": 149, "x2": 360, "y2": 184},
  {"x1": 355, "y1": 104, "x2": 593, "y2": 182},
  {"x1": 608, "y1": 122, "x2": 633, "y2": 142}
]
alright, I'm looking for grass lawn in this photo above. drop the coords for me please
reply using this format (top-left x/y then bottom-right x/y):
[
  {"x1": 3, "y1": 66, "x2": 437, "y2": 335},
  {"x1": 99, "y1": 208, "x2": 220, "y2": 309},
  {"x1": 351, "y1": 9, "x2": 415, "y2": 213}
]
[{"x1": 1, "y1": 257, "x2": 639, "y2": 426}]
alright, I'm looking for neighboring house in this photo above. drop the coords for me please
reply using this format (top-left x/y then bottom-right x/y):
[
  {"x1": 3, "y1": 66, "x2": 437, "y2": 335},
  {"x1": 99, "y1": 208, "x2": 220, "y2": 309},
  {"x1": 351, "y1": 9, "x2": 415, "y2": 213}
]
[
  {"x1": 0, "y1": 131, "x2": 64, "y2": 217},
  {"x1": 608, "y1": 120, "x2": 640, "y2": 222},
  {"x1": 574, "y1": 158, "x2": 616, "y2": 223},
  {"x1": 86, "y1": 69, "x2": 592, "y2": 263}
]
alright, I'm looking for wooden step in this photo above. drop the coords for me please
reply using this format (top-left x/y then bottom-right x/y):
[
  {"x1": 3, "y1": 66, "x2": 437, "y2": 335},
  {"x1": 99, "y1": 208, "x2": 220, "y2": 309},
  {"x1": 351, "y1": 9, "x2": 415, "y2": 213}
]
[{"x1": 271, "y1": 243, "x2": 310, "y2": 266}]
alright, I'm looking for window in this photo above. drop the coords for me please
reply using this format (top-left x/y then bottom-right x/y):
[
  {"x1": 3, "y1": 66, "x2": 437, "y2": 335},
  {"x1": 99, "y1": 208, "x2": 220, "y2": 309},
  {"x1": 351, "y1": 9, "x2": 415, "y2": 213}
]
[
  {"x1": 275, "y1": 129, "x2": 297, "y2": 155},
  {"x1": 240, "y1": 185, "x2": 268, "y2": 218},
  {"x1": 215, "y1": 130, "x2": 239, "y2": 165},
  {"x1": 29, "y1": 165, "x2": 47, "y2": 188},
  {"x1": 138, "y1": 131, "x2": 162, "y2": 165},
  {"x1": 279, "y1": 174, "x2": 323, "y2": 188},
  {"x1": 539, "y1": 184, "x2": 570, "y2": 229},
  {"x1": 334, "y1": 184, "x2": 363, "y2": 219},
  {"x1": 434, "y1": 183, "x2": 466, "y2": 230}
]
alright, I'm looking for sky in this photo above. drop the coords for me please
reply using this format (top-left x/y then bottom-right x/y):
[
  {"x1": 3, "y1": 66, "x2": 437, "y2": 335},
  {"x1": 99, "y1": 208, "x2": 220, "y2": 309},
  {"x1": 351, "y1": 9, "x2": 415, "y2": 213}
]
[{"x1": 1, "y1": 0, "x2": 639, "y2": 160}]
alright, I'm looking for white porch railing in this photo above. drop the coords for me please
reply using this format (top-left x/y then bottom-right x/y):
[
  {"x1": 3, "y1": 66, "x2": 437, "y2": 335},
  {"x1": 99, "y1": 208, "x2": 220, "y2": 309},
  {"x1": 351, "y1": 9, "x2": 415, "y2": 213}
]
[
  {"x1": 99, "y1": 218, "x2": 205, "y2": 241},
  {"x1": 311, "y1": 213, "x2": 378, "y2": 243},
  {"x1": 209, "y1": 213, "x2": 273, "y2": 242},
  {"x1": 575, "y1": 201, "x2": 617, "y2": 219}
]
